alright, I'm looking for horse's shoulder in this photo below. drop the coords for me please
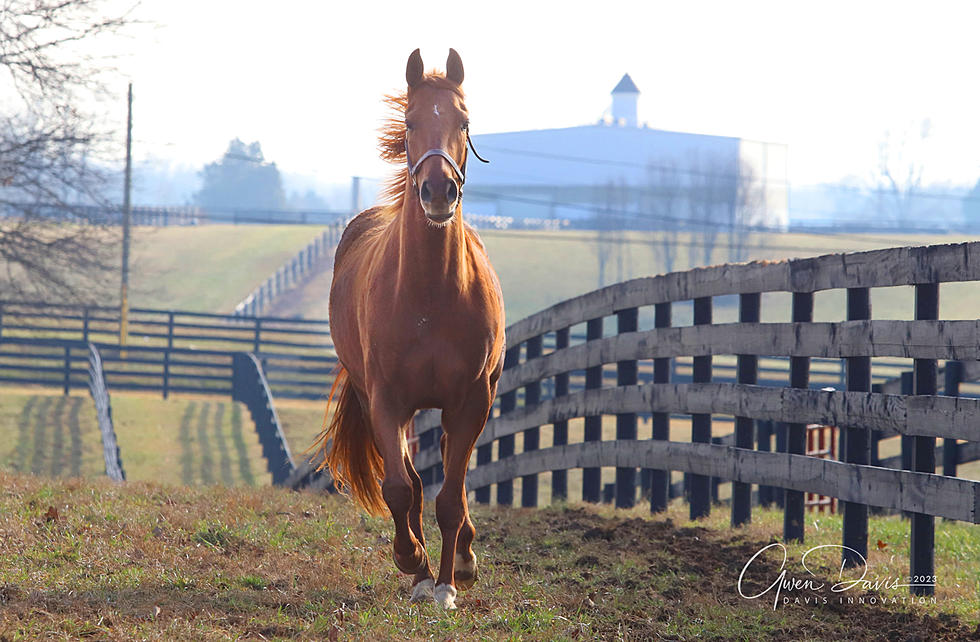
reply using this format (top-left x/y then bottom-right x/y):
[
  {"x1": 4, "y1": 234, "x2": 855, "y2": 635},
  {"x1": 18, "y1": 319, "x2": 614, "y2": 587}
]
[
  {"x1": 462, "y1": 221, "x2": 489, "y2": 256},
  {"x1": 335, "y1": 206, "x2": 394, "y2": 264}
]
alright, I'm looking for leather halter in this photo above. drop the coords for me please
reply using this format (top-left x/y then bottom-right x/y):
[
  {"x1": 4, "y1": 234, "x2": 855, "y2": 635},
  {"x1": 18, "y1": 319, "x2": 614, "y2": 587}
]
[{"x1": 405, "y1": 129, "x2": 489, "y2": 191}]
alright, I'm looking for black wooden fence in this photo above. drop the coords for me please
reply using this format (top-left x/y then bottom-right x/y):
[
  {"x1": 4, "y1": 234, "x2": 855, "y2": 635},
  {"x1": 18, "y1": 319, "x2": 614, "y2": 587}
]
[
  {"x1": 411, "y1": 241, "x2": 980, "y2": 597},
  {"x1": 0, "y1": 302, "x2": 335, "y2": 399},
  {"x1": 231, "y1": 353, "x2": 296, "y2": 484}
]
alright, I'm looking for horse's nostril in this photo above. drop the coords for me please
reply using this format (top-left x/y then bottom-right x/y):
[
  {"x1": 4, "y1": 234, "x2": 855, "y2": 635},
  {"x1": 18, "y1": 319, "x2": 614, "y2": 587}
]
[
  {"x1": 446, "y1": 181, "x2": 458, "y2": 203},
  {"x1": 419, "y1": 182, "x2": 431, "y2": 203}
]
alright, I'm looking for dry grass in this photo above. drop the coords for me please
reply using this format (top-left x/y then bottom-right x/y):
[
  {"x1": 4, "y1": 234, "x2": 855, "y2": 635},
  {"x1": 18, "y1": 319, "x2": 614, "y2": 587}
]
[{"x1": 0, "y1": 471, "x2": 977, "y2": 641}]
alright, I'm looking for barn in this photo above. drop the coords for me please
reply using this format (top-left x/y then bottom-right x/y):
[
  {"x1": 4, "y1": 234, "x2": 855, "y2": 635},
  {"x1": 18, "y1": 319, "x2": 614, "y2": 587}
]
[{"x1": 464, "y1": 73, "x2": 788, "y2": 231}]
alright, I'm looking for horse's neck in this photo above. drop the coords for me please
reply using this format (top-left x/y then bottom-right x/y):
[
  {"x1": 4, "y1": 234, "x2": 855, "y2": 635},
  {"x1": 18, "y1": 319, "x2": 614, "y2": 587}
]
[{"x1": 390, "y1": 195, "x2": 469, "y2": 292}]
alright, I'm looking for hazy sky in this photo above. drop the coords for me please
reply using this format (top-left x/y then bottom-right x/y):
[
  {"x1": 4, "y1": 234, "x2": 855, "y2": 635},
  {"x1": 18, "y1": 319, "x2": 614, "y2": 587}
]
[{"x1": 104, "y1": 0, "x2": 980, "y2": 188}]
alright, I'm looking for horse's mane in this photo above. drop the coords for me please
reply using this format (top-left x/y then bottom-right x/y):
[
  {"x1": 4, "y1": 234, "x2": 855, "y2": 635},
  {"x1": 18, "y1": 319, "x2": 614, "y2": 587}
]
[{"x1": 377, "y1": 73, "x2": 465, "y2": 215}]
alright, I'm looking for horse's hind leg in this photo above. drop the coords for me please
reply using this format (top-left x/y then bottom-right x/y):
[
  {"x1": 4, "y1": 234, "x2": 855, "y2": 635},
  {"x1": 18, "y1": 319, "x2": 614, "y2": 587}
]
[{"x1": 404, "y1": 451, "x2": 434, "y2": 601}]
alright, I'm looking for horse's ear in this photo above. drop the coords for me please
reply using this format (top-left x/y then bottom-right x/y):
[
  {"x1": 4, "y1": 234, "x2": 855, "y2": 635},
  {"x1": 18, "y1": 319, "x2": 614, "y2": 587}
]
[
  {"x1": 406, "y1": 48, "x2": 424, "y2": 88},
  {"x1": 446, "y1": 48, "x2": 464, "y2": 85}
]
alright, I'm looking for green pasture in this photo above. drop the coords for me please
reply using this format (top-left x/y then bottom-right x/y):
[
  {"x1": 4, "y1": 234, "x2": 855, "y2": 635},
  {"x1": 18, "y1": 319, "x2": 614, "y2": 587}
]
[
  {"x1": 474, "y1": 228, "x2": 980, "y2": 324},
  {"x1": 221, "y1": 225, "x2": 980, "y2": 323},
  {"x1": 0, "y1": 390, "x2": 105, "y2": 480},
  {"x1": 127, "y1": 224, "x2": 326, "y2": 313}
]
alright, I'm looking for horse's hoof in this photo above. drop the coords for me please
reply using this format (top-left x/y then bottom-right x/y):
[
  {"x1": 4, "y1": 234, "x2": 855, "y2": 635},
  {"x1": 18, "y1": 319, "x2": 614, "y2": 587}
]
[
  {"x1": 434, "y1": 583, "x2": 457, "y2": 610},
  {"x1": 393, "y1": 544, "x2": 427, "y2": 575},
  {"x1": 453, "y1": 552, "x2": 478, "y2": 590},
  {"x1": 410, "y1": 578, "x2": 434, "y2": 603}
]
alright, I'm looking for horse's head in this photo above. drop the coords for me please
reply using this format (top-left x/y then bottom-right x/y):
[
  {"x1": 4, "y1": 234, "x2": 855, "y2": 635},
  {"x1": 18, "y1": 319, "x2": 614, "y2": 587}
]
[{"x1": 404, "y1": 48, "x2": 471, "y2": 225}]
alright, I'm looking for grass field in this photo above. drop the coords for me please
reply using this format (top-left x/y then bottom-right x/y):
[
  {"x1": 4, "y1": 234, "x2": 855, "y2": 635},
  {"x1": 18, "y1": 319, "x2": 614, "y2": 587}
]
[
  {"x1": 0, "y1": 471, "x2": 976, "y2": 640},
  {"x1": 110, "y1": 393, "x2": 273, "y2": 487},
  {"x1": 127, "y1": 225, "x2": 326, "y2": 312},
  {"x1": 0, "y1": 390, "x2": 105, "y2": 480},
  {"x1": 242, "y1": 225, "x2": 980, "y2": 324}
]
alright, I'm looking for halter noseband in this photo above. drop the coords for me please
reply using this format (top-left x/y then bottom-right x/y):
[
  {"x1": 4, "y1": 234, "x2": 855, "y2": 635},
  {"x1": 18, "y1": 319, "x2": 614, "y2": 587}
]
[{"x1": 405, "y1": 129, "x2": 489, "y2": 192}]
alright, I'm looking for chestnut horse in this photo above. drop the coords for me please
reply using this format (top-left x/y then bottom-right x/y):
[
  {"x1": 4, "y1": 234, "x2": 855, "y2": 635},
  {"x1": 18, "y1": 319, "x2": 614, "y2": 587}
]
[{"x1": 311, "y1": 49, "x2": 505, "y2": 609}]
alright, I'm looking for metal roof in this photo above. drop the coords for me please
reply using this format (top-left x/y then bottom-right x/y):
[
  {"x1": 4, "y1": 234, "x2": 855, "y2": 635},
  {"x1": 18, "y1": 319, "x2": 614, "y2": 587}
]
[{"x1": 611, "y1": 73, "x2": 640, "y2": 94}]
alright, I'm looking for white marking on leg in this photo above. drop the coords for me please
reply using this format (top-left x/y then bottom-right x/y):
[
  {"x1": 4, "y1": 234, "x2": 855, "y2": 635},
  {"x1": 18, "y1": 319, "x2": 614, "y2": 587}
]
[
  {"x1": 434, "y1": 583, "x2": 457, "y2": 609},
  {"x1": 410, "y1": 578, "x2": 434, "y2": 603},
  {"x1": 454, "y1": 552, "x2": 478, "y2": 589}
]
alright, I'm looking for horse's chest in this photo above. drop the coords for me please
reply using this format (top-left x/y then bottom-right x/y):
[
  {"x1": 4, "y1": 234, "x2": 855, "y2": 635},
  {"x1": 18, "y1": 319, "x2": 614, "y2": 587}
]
[{"x1": 378, "y1": 309, "x2": 491, "y2": 381}]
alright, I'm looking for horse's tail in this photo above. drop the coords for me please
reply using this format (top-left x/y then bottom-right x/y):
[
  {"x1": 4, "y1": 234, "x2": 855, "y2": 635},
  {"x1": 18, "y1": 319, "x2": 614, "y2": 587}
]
[{"x1": 309, "y1": 367, "x2": 387, "y2": 516}]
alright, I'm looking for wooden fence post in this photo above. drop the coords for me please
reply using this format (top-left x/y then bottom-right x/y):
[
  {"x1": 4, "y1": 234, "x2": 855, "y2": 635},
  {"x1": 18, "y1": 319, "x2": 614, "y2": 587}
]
[
  {"x1": 63, "y1": 346, "x2": 71, "y2": 395},
  {"x1": 551, "y1": 327, "x2": 570, "y2": 501},
  {"x1": 690, "y1": 296, "x2": 713, "y2": 520},
  {"x1": 496, "y1": 345, "x2": 520, "y2": 506},
  {"x1": 842, "y1": 286, "x2": 871, "y2": 567},
  {"x1": 911, "y1": 282, "x2": 938, "y2": 597},
  {"x1": 253, "y1": 318, "x2": 262, "y2": 354},
  {"x1": 521, "y1": 335, "x2": 543, "y2": 507},
  {"x1": 163, "y1": 311, "x2": 174, "y2": 399},
  {"x1": 900, "y1": 371, "x2": 914, "y2": 477},
  {"x1": 650, "y1": 301, "x2": 672, "y2": 513},
  {"x1": 615, "y1": 307, "x2": 638, "y2": 508},
  {"x1": 733, "y1": 292, "x2": 760, "y2": 526},
  {"x1": 943, "y1": 361, "x2": 962, "y2": 478},
  {"x1": 756, "y1": 420, "x2": 774, "y2": 506},
  {"x1": 582, "y1": 317, "x2": 604, "y2": 503},
  {"x1": 82, "y1": 306, "x2": 90, "y2": 343},
  {"x1": 784, "y1": 291, "x2": 813, "y2": 542}
]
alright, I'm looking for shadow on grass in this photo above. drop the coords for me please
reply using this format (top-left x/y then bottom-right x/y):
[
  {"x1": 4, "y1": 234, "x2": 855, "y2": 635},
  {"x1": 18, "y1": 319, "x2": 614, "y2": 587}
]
[
  {"x1": 68, "y1": 396, "x2": 83, "y2": 477},
  {"x1": 179, "y1": 402, "x2": 196, "y2": 485},
  {"x1": 229, "y1": 403, "x2": 255, "y2": 487},
  {"x1": 196, "y1": 403, "x2": 214, "y2": 485}
]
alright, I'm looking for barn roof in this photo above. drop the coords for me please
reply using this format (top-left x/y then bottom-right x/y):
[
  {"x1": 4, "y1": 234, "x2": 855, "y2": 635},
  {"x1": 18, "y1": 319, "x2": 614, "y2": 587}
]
[{"x1": 612, "y1": 73, "x2": 640, "y2": 94}]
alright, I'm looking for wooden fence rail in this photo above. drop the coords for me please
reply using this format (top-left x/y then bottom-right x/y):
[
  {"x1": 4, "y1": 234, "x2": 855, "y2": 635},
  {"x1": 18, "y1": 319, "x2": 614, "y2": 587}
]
[
  {"x1": 412, "y1": 241, "x2": 980, "y2": 598},
  {"x1": 0, "y1": 304, "x2": 336, "y2": 400}
]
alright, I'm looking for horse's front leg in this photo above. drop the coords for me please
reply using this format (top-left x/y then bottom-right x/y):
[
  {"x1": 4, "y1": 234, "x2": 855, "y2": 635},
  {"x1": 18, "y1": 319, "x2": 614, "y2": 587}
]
[
  {"x1": 403, "y1": 450, "x2": 435, "y2": 601},
  {"x1": 369, "y1": 401, "x2": 429, "y2": 581},
  {"x1": 433, "y1": 383, "x2": 492, "y2": 609}
]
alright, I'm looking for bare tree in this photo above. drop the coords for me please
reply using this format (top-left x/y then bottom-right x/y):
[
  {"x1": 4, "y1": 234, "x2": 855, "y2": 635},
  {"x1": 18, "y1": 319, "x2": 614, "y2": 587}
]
[
  {"x1": 644, "y1": 161, "x2": 683, "y2": 273},
  {"x1": 871, "y1": 119, "x2": 931, "y2": 228},
  {"x1": 728, "y1": 161, "x2": 766, "y2": 262},
  {"x1": 0, "y1": 0, "x2": 134, "y2": 301},
  {"x1": 687, "y1": 154, "x2": 735, "y2": 266},
  {"x1": 591, "y1": 181, "x2": 623, "y2": 288}
]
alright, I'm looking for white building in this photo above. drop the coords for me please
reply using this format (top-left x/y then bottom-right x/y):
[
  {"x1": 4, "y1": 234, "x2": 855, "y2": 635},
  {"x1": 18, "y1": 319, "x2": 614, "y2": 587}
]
[{"x1": 464, "y1": 74, "x2": 788, "y2": 230}]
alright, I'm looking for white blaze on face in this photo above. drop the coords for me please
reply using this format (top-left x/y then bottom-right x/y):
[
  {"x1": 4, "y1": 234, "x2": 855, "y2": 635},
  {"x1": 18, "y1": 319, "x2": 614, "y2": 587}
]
[{"x1": 433, "y1": 104, "x2": 440, "y2": 117}]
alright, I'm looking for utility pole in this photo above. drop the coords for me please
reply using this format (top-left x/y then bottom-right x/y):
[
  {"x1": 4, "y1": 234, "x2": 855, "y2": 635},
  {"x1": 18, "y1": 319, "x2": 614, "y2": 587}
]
[
  {"x1": 120, "y1": 83, "x2": 133, "y2": 350},
  {"x1": 351, "y1": 176, "x2": 361, "y2": 216}
]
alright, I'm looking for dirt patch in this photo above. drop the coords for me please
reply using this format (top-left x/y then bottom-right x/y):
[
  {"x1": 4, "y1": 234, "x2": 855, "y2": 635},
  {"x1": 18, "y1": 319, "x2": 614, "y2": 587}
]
[{"x1": 475, "y1": 506, "x2": 979, "y2": 641}]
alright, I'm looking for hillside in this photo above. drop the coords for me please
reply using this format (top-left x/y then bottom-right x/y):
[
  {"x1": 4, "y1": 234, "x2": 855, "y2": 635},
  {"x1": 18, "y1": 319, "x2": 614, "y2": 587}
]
[
  {"x1": 128, "y1": 225, "x2": 327, "y2": 313},
  {"x1": 0, "y1": 472, "x2": 976, "y2": 640},
  {"x1": 243, "y1": 227, "x2": 980, "y2": 324}
]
